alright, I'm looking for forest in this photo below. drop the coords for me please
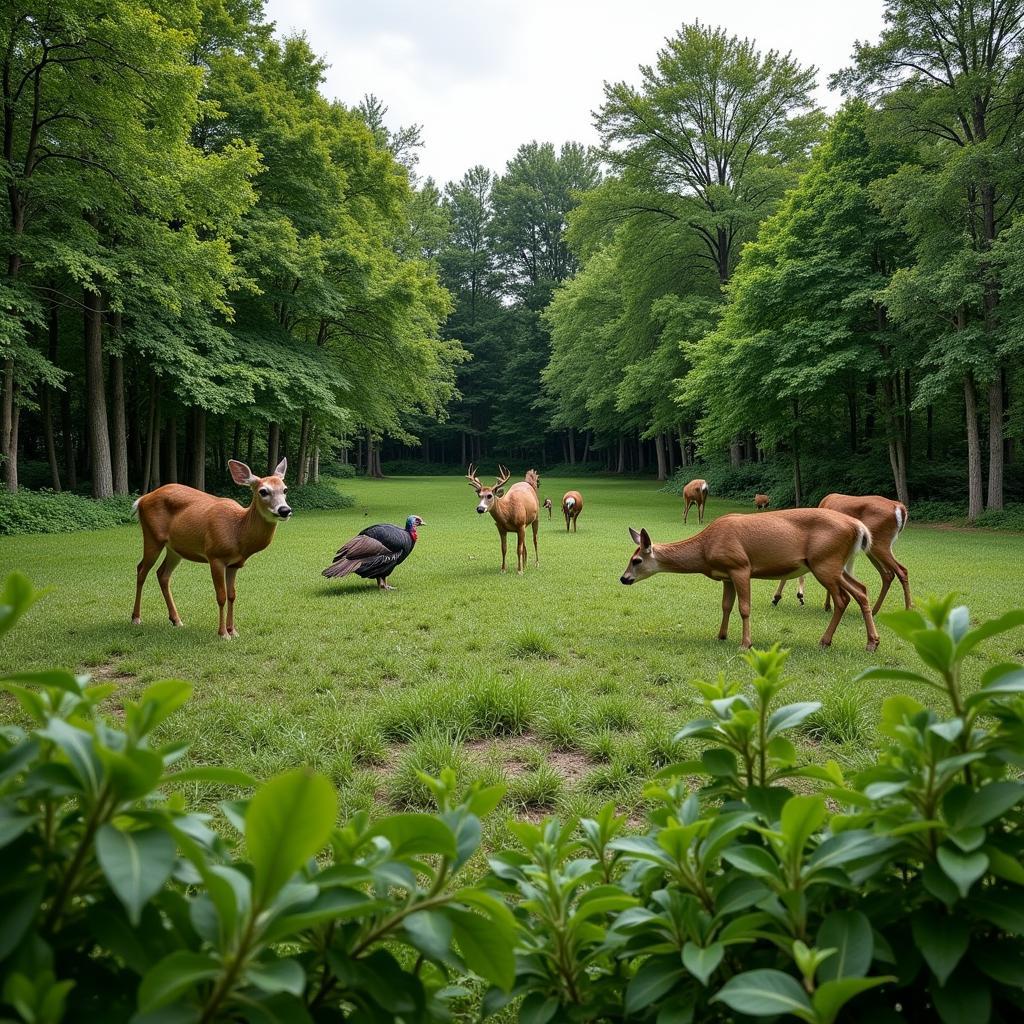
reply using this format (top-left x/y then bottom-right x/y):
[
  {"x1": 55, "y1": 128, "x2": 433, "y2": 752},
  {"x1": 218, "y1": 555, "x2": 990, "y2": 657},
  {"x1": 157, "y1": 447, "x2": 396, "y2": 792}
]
[{"x1": 2, "y1": 0, "x2": 1023, "y2": 520}]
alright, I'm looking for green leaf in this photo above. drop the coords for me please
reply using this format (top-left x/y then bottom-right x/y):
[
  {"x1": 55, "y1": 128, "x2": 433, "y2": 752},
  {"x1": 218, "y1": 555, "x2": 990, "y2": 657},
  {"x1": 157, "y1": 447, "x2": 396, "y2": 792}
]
[
  {"x1": 953, "y1": 782, "x2": 1024, "y2": 829},
  {"x1": 138, "y1": 951, "x2": 220, "y2": 1012},
  {"x1": 0, "y1": 803, "x2": 36, "y2": 848},
  {"x1": 856, "y1": 666, "x2": 939, "y2": 689},
  {"x1": 444, "y1": 906, "x2": 514, "y2": 991},
  {"x1": 812, "y1": 976, "x2": 893, "y2": 1024},
  {"x1": 913, "y1": 629, "x2": 955, "y2": 675},
  {"x1": 97, "y1": 746, "x2": 164, "y2": 801},
  {"x1": 766, "y1": 702, "x2": 821, "y2": 737},
  {"x1": 366, "y1": 813, "x2": 457, "y2": 859},
  {"x1": 721, "y1": 844, "x2": 781, "y2": 879},
  {"x1": 682, "y1": 941, "x2": 723, "y2": 986},
  {"x1": 0, "y1": 572, "x2": 43, "y2": 638},
  {"x1": 246, "y1": 769, "x2": 337, "y2": 905},
  {"x1": 245, "y1": 957, "x2": 305, "y2": 997},
  {"x1": 936, "y1": 845, "x2": 988, "y2": 898},
  {"x1": 128, "y1": 680, "x2": 193, "y2": 737},
  {"x1": 912, "y1": 908, "x2": 969, "y2": 985},
  {"x1": 816, "y1": 910, "x2": 872, "y2": 981},
  {"x1": 780, "y1": 794, "x2": 827, "y2": 857},
  {"x1": 519, "y1": 993, "x2": 560, "y2": 1024},
  {"x1": 955, "y1": 609, "x2": 1024, "y2": 660},
  {"x1": 96, "y1": 825, "x2": 177, "y2": 927},
  {"x1": 38, "y1": 719, "x2": 101, "y2": 797},
  {"x1": 0, "y1": 878, "x2": 43, "y2": 960},
  {"x1": 626, "y1": 955, "x2": 686, "y2": 1012},
  {"x1": 711, "y1": 969, "x2": 814, "y2": 1021},
  {"x1": 402, "y1": 910, "x2": 454, "y2": 962},
  {"x1": 974, "y1": 891, "x2": 1024, "y2": 934},
  {"x1": 931, "y1": 969, "x2": 992, "y2": 1024},
  {"x1": 876, "y1": 608, "x2": 928, "y2": 640},
  {"x1": 163, "y1": 766, "x2": 257, "y2": 787}
]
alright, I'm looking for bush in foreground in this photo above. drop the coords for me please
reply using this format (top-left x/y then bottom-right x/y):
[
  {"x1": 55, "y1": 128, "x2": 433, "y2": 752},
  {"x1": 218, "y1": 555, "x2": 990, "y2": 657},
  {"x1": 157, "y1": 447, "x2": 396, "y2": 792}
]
[{"x1": 1, "y1": 572, "x2": 1024, "y2": 1022}]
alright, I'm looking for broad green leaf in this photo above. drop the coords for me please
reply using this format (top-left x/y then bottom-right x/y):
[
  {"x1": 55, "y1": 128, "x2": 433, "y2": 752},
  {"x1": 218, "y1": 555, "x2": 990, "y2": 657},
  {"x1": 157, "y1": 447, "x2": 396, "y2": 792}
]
[
  {"x1": 0, "y1": 879, "x2": 43, "y2": 960},
  {"x1": 913, "y1": 629, "x2": 954, "y2": 674},
  {"x1": 682, "y1": 941, "x2": 723, "y2": 986},
  {"x1": 812, "y1": 976, "x2": 892, "y2": 1024},
  {"x1": 816, "y1": 910, "x2": 872, "y2": 981},
  {"x1": 936, "y1": 845, "x2": 988, "y2": 898},
  {"x1": 138, "y1": 951, "x2": 220, "y2": 1012},
  {"x1": 128, "y1": 680, "x2": 193, "y2": 737},
  {"x1": 625, "y1": 955, "x2": 687, "y2": 1012},
  {"x1": 721, "y1": 844, "x2": 781, "y2": 879},
  {"x1": 263, "y1": 888, "x2": 386, "y2": 943},
  {"x1": 875, "y1": 608, "x2": 927, "y2": 641},
  {"x1": 0, "y1": 572, "x2": 43, "y2": 638},
  {"x1": 974, "y1": 891, "x2": 1024, "y2": 934},
  {"x1": 780, "y1": 795, "x2": 827, "y2": 857},
  {"x1": 519, "y1": 993, "x2": 560, "y2": 1024},
  {"x1": 711, "y1": 969, "x2": 814, "y2": 1020},
  {"x1": 244, "y1": 957, "x2": 305, "y2": 997},
  {"x1": 0, "y1": 804, "x2": 36, "y2": 848},
  {"x1": 96, "y1": 825, "x2": 177, "y2": 926},
  {"x1": 953, "y1": 782, "x2": 1024, "y2": 829},
  {"x1": 912, "y1": 908, "x2": 969, "y2": 985},
  {"x1": 97, "y1": 746, "x2": 164, "y2": 801},
  {"x1": 402, "y1": 910, "x2": 454, "y2": 962},
  {"x1": 38, "y1": 719, "x2": 101, "y2": 797},
  {"x1": 246, "y1": 769, "x2": 337, "y2": 905},
  {"x1": 931, "y1": 969, "x2": 992, "y2": 1024},
  {"x1": 444, "y1": 906, "x2": 514, "y2": 991},
  {"x1": 367, "y1": 813, "x2": 457, "y2": 859},
  {"x1": 856, "y1": 666, "x2": 939, "y2": 689},
  {"x1": 766, "y1": 702, "x2": 821, "y2": 737},
  {"x1": 955, "y1": 609, "x2": 1024, "y2": 660}
]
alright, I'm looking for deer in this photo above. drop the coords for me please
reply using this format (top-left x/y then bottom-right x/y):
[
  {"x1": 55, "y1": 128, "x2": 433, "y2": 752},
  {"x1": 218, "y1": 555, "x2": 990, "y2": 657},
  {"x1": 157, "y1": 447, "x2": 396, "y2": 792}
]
[
  {"x1": 683, "y1": 478, "x2": 709, "y2": 524},
  {"x1": 562, "y1": 490, "x2": 584, "y2": 532},
  {"x1": 754, "y1": 493, "x2": 770, "y2": 510},
  {"x1": 131, "y1": 458, "x2": 291, "y2": 638},
  {"x1": 543, "y1": 498, "x2": 553, "y2": 519},
  {"x1": 466, "y1": 463, "x2": 539, "y2": 574},
  {"x1": 619, "y1": 508, "x2": 880, "y2": 652},
  {"x1": 772, "y1": 494, "x2": 910, "y2": 614}
]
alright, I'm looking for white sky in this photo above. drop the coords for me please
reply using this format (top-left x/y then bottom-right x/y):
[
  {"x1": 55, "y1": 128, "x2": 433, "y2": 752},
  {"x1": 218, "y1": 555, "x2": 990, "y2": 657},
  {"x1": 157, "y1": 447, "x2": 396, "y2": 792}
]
[{"x1": 263, "y1": 0, "x2": 887, "y2": 187}]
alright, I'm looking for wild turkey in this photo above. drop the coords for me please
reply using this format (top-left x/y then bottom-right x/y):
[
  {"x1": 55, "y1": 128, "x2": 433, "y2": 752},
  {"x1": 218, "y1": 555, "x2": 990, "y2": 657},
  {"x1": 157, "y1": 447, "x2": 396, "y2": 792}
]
[{"x1": 322, "y1": 516, "x2": 424, "y2": 590}]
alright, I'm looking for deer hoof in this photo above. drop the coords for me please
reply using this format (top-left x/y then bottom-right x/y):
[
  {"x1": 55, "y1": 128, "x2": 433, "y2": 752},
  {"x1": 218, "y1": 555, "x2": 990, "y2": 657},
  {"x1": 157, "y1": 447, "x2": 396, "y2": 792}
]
[
  {"x1": 771, "y1": 595, "x2": 781, "y2": 607},
  {"x1": 131, "y1": 616, "x2": 141, "y2": 625},
  {"x1": 866, "y1": 639, "x2": 880, "y2": 653},
  {"x1": 819, "y1": 639, "x2": 832, "y2": 649},
  {"x1": 797, "y1": 594, "x2": 805, "y2": 606},
  {"x1": 171, "y1": 619, "x2": 183, "y2": 628}
]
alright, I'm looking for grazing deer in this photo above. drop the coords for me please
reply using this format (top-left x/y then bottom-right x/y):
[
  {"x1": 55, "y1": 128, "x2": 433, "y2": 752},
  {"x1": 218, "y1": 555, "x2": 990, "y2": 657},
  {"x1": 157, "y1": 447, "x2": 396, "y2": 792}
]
[
  {"x1": 562, "y1": 490, "x2": 584, "y2": 532},
  {"x1": 620, "y1": 509, "x2": 880, "y2": 651},
  {"x1": 466, "y1": 464, "x2": 540, "y2": 573},
  {"x1": 543, "y1": 498, "x2": 553, "y2": 519},
  {"x1": 132, "y1": 458, "x2": 291, "y2": 638},
  {"x1": 683, "y1": 479, "x2": 709, "y2": 524},
  {"x1": 754, "y1": 493, "x2": 770, "y2": 510},
  {"x1": 773, "y1": 494, "x2": 910, "y2": 614}
]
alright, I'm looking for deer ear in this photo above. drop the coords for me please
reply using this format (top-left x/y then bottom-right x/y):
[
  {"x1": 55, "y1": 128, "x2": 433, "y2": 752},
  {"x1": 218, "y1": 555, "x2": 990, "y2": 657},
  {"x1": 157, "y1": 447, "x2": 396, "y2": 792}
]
[
  {"x1": 228, "y1": 460, "x2": 257, "y2": 486},
  {"x1": 274, "y1": 457, "x2": 287, "y2": 479},
  {"x1": 628, "y1": 527, "x2": 642, "y2": 545},
  {"x1": 639, "y1": 528, "x2": 652, "y2": 551}
]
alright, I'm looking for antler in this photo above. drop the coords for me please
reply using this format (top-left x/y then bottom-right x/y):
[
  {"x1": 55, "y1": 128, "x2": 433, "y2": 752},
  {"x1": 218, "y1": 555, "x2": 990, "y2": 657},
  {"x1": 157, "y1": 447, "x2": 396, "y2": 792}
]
[
  {"x1": 465, "y1": 463, "x2": 482, "y2": 491},
  {"x1": 494, "y1": 464, "x2": 511, "y2": 491}
]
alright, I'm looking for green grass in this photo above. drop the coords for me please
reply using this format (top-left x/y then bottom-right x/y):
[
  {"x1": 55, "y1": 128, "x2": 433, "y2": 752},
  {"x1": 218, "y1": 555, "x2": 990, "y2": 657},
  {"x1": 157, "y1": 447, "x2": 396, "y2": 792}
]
[{"x1": 2, "y1": 474, "x2": 1023, "y2": 828}]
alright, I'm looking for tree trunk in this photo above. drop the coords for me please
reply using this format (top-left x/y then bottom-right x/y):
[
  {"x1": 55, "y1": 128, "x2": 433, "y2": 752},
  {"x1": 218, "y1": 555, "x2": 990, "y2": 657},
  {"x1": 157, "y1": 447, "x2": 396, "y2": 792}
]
[
  {"x1": 568, "y1": 427, "x2": 576, "y2": 464},
  {"x1": 617, "y1": 435, "x2": 625, "y2": 474},
  {"x1": 83, "y1": 288, "x2": 113, "y2": 498},
  {"x1": 636, "y1": 432, "x2": 645, "y2": 471},
  {"x1": 312, "y1": 444, "x2": 320, "y2": 483},
  {"x1": 987, "y1": 375, "x2": 1004, "y2": 511},
  {"x1": 305, "y1": 424, "x2": 318, "y2": 483},
  {"x1": 296, "y1": 412, "x2": 310, "y2": 485},
  {"x1": 2, "y1": 358, "x2": 16, "y2": 492},
  {"x1": 461, "y1": 431, "x2": 466, "y2": 466},
  {"x1": 926, "y1": 405, "x2": 934, "y2": 461},
  {"x1": 582, "y1": 429, "x2": 591, "y2": 464},
  {"x1": 61, "y1": 382, "x2": 77, "y2": 491},
  {"x1": 267, "y1": 421, "x2": 280, "y2": 474},
  {"x1": 164, "y1": 414, "x2": 178, "y2": 484},
  {"x1": 109, "y1": 351, "x2": 129, "y2": 495},
  {"x1": 678, "y1": 426, "x2": 689, "y2": 467},
  {"x1": 142, "y1": 374, "x2": 159, "y2": 494},
  {"x1": 729, "y1": 438, "x2": 743, "y2": 467},
  {"x1": 881, "y1": 375, "x2": 909, "y2": 506},
  {"x1": 964, "y1": 373, "x2": 984, "y2": 521},
  {"x1": 42, "y1": 384, "x2": 60, "y2": 492},
  {"x1": 245, "y1": 428, "x2": 254, "y2": 467},
  {"x1": 191, "y1": 407, "x2": 206, "y2": 491},
  {"x1": 654, "y1": 431, "x2": 667, "y2": 481}
]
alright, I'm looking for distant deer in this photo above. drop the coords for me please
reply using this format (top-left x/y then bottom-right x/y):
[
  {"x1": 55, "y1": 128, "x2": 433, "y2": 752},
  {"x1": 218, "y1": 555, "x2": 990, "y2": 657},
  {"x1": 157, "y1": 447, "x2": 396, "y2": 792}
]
[
  {"x1": 773, "y1": 494, "x2": 910, "y2": 614},
  {"x1": 620, "y1": 509, "x2": 879, "y2": 651},
  {"x1": 132, "y1": 458, "x2": 291, "y2": 637},
  {"x1": 543, "y1": 498, "x2": 553, "y2": 519},
  {"x1": 754, "y1": 493, "x2": 770, "y2": 510},
  {"x1": 683, "y1": 479, "x2": 709, "y2": 524},
  {"x1": 562, "y1": 490, "x2": 583, "y2": 532},
  {"x1": 466, "y1": 464, "x2": 540, "y2": 573}
]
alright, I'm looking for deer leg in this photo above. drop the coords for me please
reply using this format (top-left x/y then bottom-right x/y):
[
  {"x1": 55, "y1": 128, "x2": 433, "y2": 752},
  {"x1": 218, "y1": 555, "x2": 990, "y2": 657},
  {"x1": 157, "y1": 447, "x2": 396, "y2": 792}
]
[
  {"x1": 796, "y1": 575, "x2": 805, "y2": 605},
  {"x1": 896, "y1": 558, "x2": 911, "y2": 609},
  {"x1": 156, "y1": 549, "x2": 184, "y2": 626},
  {"x1": 532, "y1": 519, "x2": 539, "y2": 564},
  {"x1": 517, "y1": 527, "x2": 527, "y2": 574},
  {"x1": 817, "y1": 577, "x2": 848, "y2": 648},
  {"x1": 699, "y1": 501, "x2": 705, "y2": 524},
  {"x1": 499, "y1": 530, "x2": 508, "y2": 573},
  {"x1": 866, "y1": 550, "x2": 898, "y2": 615},
  {"x1": 732, "y1": 573, "x2": 753, "y2": 649},
  {"x1": 210, "y1": 559, "x2": 229, "y2": 638},
  {"x1": 572, "y1": 514, "x2": 577, "y2": 533},
  {"x1": 225, "y1": 566, "x2": 238, "y2": 636},
  {"x1": 718, "y1": 580, "x2": 736, "y2": 641},
  {"x1": 132, "y1": 534, "x2": 163, "y2": 625},
  {"x1": 772, "y1": 579, "x2": 787, "y2": 606},
  {"x1": 841, "y1": 570, "x2": 880, "y2": 652},
  {"x1": 683, "y1": 499, "x2": 690, "y2": 524}
]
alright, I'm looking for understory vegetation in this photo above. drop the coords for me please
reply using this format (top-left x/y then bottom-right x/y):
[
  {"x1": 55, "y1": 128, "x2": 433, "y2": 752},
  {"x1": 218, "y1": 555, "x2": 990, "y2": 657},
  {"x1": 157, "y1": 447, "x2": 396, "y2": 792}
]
[{"x1": 4, "y1": 566, "x2": 1024, "y2": 1023}]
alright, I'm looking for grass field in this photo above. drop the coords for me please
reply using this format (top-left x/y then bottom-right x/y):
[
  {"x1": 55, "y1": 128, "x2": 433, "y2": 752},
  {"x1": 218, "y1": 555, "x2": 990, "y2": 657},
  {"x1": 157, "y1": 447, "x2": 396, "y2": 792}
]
[{"x1": 2, "y1": 474, "x2": 1023, "y2": 833}]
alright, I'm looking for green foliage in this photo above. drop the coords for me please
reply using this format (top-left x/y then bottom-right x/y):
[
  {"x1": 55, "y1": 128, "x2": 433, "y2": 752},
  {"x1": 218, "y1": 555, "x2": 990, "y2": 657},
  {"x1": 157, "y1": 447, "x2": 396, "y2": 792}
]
[
  {"x1": 0, "y1": 492, "x2": 138, "y2": 536},
  {"x1": 7, "y1": 549, "x2": 1024, "y2": 1019}
]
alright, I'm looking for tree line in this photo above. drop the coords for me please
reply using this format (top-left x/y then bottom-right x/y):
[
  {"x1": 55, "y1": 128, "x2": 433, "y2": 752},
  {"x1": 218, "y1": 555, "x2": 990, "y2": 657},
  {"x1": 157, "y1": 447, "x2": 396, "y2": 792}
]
[{"x1": 3, "y1": 1, "x2": 1023, "y2": 520}]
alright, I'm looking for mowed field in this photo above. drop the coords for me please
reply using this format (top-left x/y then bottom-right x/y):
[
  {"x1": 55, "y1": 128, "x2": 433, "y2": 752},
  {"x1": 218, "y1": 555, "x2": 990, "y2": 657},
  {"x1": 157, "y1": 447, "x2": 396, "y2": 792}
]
[{"x1": 2, "y1": 475, "x2": 1023, "y2": 832}]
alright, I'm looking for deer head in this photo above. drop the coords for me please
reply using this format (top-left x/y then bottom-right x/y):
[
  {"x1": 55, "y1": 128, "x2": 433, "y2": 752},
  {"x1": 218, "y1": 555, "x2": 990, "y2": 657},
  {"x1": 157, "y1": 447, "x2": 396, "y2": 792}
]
[
  {"x1": 620, "y1": 527, "x2": 656, "y2": 585},
  {"x1": 466, "y1": 463, "x2": 511, "y2": 515},
  {"x1": 229, "y1": 458, "x2": 292, "y2": 522}
]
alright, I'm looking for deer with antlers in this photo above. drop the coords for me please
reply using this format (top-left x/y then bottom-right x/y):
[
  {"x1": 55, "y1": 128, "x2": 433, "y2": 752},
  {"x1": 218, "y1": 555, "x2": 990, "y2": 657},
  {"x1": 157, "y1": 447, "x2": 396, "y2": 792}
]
[
  {"x1": 772, "y1": 494, "x2": 910, "y2": 614},
  {"x1": 620, "y1": 508, "x2": 880, "y2": 651},
  {"x1": 132, "y1": 458, "x2": 291, "y2": 637},
  {"x1": 683, "y1": 478, "x2": 709, "y2": 524},
  {"x1": 466, "y1": 464, "x2": 540, "y2": 574}
]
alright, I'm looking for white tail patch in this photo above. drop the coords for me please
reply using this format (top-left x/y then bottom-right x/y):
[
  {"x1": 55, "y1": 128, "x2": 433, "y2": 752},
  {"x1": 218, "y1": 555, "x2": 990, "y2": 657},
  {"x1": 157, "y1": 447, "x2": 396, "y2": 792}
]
[
  {"x1": 894, "y1": 505, "x2": 906, "y2": 533},
  {"x1": 132, "y1": 498, "x2": 141, "y2": 518},
  {"x1": 845, "y1": 523, "x2": 872, "y2": 574},
  {"x1": 701, "y1": 483, "x2": 708, "y2": 495},
  {"x1": 565, "y1": 497, "x2": 576, "y2": 509}
]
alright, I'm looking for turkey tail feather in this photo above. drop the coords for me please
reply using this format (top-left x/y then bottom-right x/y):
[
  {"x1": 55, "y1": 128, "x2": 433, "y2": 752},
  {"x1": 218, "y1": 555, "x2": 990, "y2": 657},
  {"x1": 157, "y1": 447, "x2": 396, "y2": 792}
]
[{"x1": 322, "y1": 559, "x2": 358, "y2": 579}]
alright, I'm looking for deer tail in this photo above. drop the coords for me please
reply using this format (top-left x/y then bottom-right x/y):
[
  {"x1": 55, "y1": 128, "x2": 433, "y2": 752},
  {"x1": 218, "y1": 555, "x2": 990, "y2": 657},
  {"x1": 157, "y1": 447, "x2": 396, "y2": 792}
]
[
  {"x1": 526, "y1": 469, "x2": 539, "y2": 491},
  {"x1": 132, "y1": 497, "x2": 141, "y2": 518}
]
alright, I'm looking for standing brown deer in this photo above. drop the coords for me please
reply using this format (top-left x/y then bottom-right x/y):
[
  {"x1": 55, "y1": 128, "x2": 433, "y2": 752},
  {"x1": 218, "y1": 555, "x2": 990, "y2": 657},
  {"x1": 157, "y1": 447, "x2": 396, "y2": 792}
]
[
  {"x1": 466, "y1": 464, "x2": 540, "y2": 573},
  {"x1": 754, "y1": 493, "x2": 770, "y2": 510},
  {"x1": 543, "y1": 498, "x2": 553, "y2": 519},
  {"x1": 773, "y1": 494, "x2": 910, "y2": 614},
  {"x1": 683, "y1": 479, "x2": 709, "y2": 524},
  {"x1": 619, "y1": 509, "x2": 880, "y2": 651},
  {"x1": 131, "y1": 458, "x2": 291, "y2": 637},
  {"x1": 562, "y1": 490, "x2": 584, "y2": 532}
]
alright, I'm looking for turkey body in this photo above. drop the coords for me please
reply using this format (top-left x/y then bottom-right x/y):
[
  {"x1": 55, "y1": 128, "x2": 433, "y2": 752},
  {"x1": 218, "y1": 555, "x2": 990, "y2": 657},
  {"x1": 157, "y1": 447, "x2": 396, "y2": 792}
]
[{"x1": 322, "y1": 522, "x2": 418, "y2": 588}]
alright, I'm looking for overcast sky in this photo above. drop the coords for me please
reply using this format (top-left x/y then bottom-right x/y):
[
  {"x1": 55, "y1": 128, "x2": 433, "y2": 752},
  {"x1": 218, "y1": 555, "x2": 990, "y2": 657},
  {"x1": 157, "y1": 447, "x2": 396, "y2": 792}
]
[{"x1": 262, "y1": 0, "x2": 887, "y2": 187}]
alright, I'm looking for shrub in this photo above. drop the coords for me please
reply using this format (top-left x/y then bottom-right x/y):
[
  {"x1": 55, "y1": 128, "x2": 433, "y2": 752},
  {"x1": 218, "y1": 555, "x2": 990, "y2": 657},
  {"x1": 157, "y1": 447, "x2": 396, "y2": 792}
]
[
  {"x1": 0, "y1": 490, "x2": 137, "y2": 535},
  {"x1": 285, "y1": 479, "x2": 355, "y2": 511},
  {"x1": 4, "y1": 571, "x2": 1024, "y2": 1023}
]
